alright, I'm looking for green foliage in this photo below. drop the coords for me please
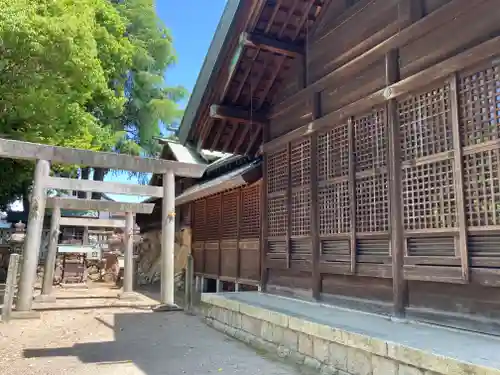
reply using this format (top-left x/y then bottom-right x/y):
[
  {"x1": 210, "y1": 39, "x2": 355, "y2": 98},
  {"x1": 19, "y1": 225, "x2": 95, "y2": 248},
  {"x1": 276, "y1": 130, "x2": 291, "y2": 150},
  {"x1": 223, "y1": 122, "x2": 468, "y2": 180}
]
[{"x1": 0, "y1": 0, "x2": 186, "y2": 206}]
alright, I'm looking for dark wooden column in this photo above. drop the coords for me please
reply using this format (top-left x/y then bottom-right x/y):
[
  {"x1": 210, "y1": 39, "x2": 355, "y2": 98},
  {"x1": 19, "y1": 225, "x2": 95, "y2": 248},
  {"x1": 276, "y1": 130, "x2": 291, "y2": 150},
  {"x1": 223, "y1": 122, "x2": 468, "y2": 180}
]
[
  {"x1": 386, "y1": 49, "x2": 407, "y2": 317},
  {"x1": 260, "y1": 126, "x2": 270, "y2": 291},
  {"x1": 348, "y1": 117, "x2": 357, "y2": 274},
  {"x1": 449, "y1": 73, "x2": 469, "y2": 282},
  {"x1": 311, "y1": 92, "x2": 321, "y2": 300},
  {"x1": 286, "y1": 142, "x2": 292, "y2": 269},
  {"x1": 236, "y1": 189, "x2": 241, "y2": 281}
]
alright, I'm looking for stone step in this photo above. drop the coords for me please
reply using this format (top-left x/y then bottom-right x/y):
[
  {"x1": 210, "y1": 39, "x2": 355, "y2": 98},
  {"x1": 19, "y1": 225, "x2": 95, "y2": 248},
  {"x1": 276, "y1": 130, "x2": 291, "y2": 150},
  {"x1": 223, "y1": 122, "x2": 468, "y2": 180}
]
[{"x1": 200, "y1": 292, "x2": 500, "y2": 375}]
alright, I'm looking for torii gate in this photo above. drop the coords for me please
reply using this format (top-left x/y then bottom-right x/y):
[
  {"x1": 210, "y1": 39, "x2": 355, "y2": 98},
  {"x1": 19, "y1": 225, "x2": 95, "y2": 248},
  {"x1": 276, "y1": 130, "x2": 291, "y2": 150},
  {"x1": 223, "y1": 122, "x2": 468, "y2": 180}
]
[
  {"x1": 0, "y1": 139, "x2": 206, "y2": 316},
  {"x1": 39, "y1": 197, "x2": 155, "y2": 301}
]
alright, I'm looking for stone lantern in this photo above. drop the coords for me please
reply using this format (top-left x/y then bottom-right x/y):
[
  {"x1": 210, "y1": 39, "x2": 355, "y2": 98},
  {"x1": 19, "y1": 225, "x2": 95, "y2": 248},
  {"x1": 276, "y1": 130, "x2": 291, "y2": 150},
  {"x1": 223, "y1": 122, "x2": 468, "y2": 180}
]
[{"x1": 9, "y1": 221, "x2": 26, "y2": 255}]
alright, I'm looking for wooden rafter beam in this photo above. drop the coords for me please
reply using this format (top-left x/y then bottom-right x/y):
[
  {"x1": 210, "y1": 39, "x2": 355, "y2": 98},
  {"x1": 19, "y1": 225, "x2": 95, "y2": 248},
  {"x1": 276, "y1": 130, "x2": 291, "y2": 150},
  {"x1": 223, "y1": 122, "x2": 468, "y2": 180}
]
[
  {"x1": 256, "y1": 55, "x2": 286, "y2": 110},
  {"x1": 210, "y1": 119, "x2": 226, "y2": 151},
  {"x1": 209, "y1": 105, "x2": 268, "y2": 126},
  {"x1": 242, "y1": 32, "x2": 303, "y2": 57},
  {"x1": 245, "y1": 124, "x2": 263, "y2": 156}
]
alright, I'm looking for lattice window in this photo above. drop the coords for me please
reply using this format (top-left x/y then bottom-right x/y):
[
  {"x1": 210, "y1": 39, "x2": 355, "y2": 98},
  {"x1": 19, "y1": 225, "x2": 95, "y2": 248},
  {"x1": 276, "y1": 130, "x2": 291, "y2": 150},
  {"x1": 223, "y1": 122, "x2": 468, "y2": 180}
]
[
  {"x1": 317, "y1": 123, "x2": 349, "y2": 181},
  {"x1": 459, "y1": 62, "x2": 500, "y2": 146},
  {"x1": 354, "y1": 108, "x2": 387, "y2": 172},
  {"x1": 193, "y1": 200, "x2": 206, "y2": 241},
  {"x1": 268, "y1": 196, "x2": 288, "y2": 237},
  {"x1": 205, "y1": 194, "x2": 221, "y2": 240},
  {"x1": 240, "y1": 183, "x2": 261, "y2": 238},
  {"x1": 318, "y1": 181, "x2": 350, "y2": 235},
  {"x1": 222, "y1": 190, "x2": 239, "y2": 239},
  {"x1": 291, "y1": 189, "x2": 311, "y2": 236},
  {"x1": 290, "y1": 138, "x2": 311, "y2": 187},
  {"x1": 399, "y1": 83, "x2": 453, "y2": 160},
  {"x1": 355, "y1": 173, "x2": 389, "y2": 233},
  {"x1": 464, "y1": 149, "x2": 500, "y2": 227},
  {"x1": 267, "y1": 148, "x2": 288, "y2": 193},
  {"x1": 402, "y1": 160, "x2": 456, "y2": 230}
]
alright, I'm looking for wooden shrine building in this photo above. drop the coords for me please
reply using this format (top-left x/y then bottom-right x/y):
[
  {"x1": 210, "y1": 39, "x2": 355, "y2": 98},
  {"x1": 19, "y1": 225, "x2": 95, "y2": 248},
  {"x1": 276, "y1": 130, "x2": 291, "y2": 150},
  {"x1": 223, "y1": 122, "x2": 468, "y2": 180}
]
[{"x1": 161, "y1": 0, "x2": 500, "y2": 333}]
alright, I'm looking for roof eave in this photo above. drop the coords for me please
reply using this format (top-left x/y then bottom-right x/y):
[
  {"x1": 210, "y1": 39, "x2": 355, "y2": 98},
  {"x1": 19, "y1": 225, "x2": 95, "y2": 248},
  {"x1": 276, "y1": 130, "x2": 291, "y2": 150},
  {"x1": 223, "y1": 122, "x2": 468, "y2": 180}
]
[{"x1": 177, "y1": 0, "x2": 243, "y2": 145}]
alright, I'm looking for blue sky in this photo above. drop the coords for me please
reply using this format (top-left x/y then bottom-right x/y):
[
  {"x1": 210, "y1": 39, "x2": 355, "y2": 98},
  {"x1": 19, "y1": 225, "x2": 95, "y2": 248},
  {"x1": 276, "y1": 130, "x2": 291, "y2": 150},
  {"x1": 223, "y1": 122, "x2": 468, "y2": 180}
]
[{"x1": 106, "y1": 0, "x2": 227, "y2": 203}]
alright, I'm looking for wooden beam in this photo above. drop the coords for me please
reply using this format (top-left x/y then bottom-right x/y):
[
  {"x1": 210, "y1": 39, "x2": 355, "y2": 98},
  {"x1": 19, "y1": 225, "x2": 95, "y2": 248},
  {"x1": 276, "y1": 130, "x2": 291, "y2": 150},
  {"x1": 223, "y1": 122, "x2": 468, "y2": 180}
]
[
  {"x1": 210, "y1": 104, "x2": 268, "y2": 125},
  {"x1": 348, "y1": 117, "x2": 357, "y2": 274},
  {"x1": 271, "y1": 0, "x2": 486, "y2": 120},
  {"x1": 46, "y1": 197, "x2": 154, "y2": 214},
  {"x1": 263, "y1": 34, "x2": 500, "y2": 151},
  {"x1": 242, "y1": 32, "x2": 303, "y2": 57},
  {"x1": 260, "y1": 126, "x2": 270, "y2": 291},
  {"x1": 210, "y1": 119, "x2": 225, "y2": 151},
  {"x1": 245, "y1": 124, "x2": 263, "y2": 156},
  {"x1": 450, "y1": 73, "x2": 469, "y2": 282},
  {"x1": 45, "y1": 176, "x2": 163, "y2": 198},
  {"x1": 256, "y1": 55, "x2": 286, "y2": 110},
  {"x1": 59, "y1": 217, "x2": 126, "y2": 228},
  {"x1": 311, "y1": 92, "x2": 321, "y2": 300},
  {"x1": 0, "y1": 139, "x2": 206, "y2": 177},
  {"x1": 386, "y1": 49, "x2": 407, "y2": 318}
]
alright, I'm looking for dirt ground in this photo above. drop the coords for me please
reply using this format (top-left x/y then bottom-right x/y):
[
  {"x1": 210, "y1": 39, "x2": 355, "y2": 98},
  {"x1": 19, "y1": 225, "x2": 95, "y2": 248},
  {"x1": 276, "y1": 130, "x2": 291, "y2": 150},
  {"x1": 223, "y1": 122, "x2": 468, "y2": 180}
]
[{"x1": 0, "y1": 288, "x2": 311, "y2": 375}]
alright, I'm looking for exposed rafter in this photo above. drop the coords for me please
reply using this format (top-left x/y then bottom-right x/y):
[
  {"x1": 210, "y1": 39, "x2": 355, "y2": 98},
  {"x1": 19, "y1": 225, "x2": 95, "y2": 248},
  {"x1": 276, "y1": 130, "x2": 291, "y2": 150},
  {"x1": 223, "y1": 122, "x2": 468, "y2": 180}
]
[
  {"x1": 242, "y1": 32, "x2": 303, "y2": 57},
  {"x1": 209, "y1": 104, "x2": 268, "y2": 126}
]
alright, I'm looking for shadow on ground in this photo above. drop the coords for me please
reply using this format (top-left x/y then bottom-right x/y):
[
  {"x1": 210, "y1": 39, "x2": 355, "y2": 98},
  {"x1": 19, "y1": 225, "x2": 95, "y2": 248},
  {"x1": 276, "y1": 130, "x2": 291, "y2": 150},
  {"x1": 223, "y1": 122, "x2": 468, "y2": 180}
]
[{"x1": 22, "y1": 309, "x2": 304, "y2": 375}]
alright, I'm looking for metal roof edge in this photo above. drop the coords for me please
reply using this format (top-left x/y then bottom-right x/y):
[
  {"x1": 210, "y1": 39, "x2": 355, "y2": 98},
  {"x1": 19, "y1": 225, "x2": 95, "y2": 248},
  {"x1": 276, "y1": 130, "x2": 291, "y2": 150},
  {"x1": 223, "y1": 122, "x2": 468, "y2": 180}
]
[{"x1": 177, "y1": 0, "x2": 243, "y2": 144}]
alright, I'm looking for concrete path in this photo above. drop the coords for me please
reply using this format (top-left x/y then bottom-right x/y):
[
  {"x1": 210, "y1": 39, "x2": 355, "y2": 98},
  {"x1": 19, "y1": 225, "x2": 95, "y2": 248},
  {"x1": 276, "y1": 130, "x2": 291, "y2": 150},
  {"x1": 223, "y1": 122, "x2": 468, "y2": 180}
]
[{"x1": 0, "y1": 304, "x2": 312, "y2": 375}]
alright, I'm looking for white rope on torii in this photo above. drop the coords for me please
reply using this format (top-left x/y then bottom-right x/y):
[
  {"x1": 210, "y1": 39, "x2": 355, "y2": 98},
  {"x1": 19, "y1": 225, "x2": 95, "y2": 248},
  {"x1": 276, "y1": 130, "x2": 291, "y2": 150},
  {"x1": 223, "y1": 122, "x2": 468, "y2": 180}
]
[{"x1": 0, "y1": 138, "x2": 207, "y2": 317}]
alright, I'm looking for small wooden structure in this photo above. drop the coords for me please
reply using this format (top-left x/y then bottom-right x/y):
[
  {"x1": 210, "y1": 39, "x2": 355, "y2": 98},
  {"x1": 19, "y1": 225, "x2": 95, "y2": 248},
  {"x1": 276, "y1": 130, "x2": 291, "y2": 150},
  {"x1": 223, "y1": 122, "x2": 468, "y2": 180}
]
[{"x1": 171, "y1": 0, "x2": 500, "y2": 333}]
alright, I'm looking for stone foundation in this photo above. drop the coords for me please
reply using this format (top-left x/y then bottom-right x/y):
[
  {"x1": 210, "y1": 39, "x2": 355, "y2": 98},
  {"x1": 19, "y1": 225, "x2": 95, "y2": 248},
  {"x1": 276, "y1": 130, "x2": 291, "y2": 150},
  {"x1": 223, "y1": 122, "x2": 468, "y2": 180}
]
[
  {"x1": 135, "y1": 228, "x2": 191, "y2": 287},
  {"x1": 200, "y1": 293, "x2": 500, "y2": 375}
]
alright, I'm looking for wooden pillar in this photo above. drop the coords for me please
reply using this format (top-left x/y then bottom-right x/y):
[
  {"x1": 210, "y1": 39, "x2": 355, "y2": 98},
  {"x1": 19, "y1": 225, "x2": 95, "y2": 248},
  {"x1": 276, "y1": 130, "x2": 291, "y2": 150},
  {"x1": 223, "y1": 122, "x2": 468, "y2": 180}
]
[
  {"x1": 286, "y1": 142, "x2": 292, "y2": 269},
  {"x1": 160, "y1": 169, "x2": 177, "y2": 308},
  {"x1": 17, "y1": 159, "x2": 49, "y2": 313},
  {"x1": 260, "y1": 127, "x2": 270, "y2": 291},
  {"x1": 450, "y1": 73, "x2": 469, "y2": 282},
  {"x1": 348, "y1": 117, "x2": 357, "y2": 274},
  {"x1": 236, "y1": 189, "x2": 241, "y2": 281},
  {"x1": 121, "y1": 211, "x2": 134, "y2": 296},
  {"x1": 386, "y1": 49, "x2": 407, "y2": 317},
  {"x1": 38, "y1": 204, "x2": 61, "y2": 302},
  {"x1": 311, "y1": 92, "x2": 321, "y2": 300}
]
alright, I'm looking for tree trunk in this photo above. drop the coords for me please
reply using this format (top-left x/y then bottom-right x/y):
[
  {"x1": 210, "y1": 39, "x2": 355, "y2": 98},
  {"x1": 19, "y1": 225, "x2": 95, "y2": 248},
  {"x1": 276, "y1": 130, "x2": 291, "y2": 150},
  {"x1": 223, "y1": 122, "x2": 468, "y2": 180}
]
[
  {"x1": 78, "y1": 167, "x2": 91, "y2": 199},
  {"x1": 92, "y1": 167, "x2": 108, "y2": 200}
]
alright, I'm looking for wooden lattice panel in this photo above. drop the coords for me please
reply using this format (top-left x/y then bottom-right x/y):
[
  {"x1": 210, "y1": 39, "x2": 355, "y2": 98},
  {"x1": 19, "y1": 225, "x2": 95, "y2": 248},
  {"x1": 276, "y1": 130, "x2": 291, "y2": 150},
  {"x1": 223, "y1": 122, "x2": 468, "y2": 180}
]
[
  {"x1": 193, "y1": 200, "x2": 206, "y2": 241},
  {"x1": 267, "y1": 147, "x2": 289, "y2": 194},
  {"x1": 317, "y1": 123, "x2": 349, "y2": 181},
  {"x1": 290, "y1": 138, "x2": 311, "y2": 187},
  {"x1": 205, "y1": 194, "x2": 221, "y2": 241},
  {"x1": 459, "y1": 62, "x2": 500, "y2": 146},
  {"x1": 399, "y1": 83, "x2": 453, "y2": 161},
  {"x1": 354, "y1": 108, "x2": 387, "y2": 172},
  {"x1": 355, "y1": 173, "x2": 389, "y2": 233},
  {"x1": 318, "y1": 181, "x2": 351, "y2": 235},
  {"x1": 464, "y1": 149, "x2": 500, "y2": 227},
  {"x1": 402, "y1": 160, "x2": 456, "y2": 230},
  {"x1": 222, "y1": 190, "x2": 239, "y2": 239},
  {"x1": 240, "y1": 183, "x2": 261, "y2": 239},
  {"x1": 268, "y1": 196, "x2": 288, "y2": 237},
  {"x1": 291, "y1": 188, "x2": 311, "y2": 237}
]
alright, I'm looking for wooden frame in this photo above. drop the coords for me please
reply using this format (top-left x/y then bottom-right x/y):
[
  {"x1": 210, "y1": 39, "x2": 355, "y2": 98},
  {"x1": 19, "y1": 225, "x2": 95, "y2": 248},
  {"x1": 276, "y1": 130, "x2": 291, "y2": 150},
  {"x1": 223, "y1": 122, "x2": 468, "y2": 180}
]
[{"x1": 46, "y1": 198, "x2": 154, "y2": 214}]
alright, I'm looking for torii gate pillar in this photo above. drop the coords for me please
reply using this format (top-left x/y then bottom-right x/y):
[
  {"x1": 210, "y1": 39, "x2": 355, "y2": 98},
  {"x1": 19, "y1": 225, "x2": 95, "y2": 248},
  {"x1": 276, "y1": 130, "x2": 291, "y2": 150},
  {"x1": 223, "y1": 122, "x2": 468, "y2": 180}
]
[
  {"x1": 158, "y1": 169, "x2": 177, "y2": 309},
  {"x1": 17, "y1": 159, "x2": 50, "y2": 312}
]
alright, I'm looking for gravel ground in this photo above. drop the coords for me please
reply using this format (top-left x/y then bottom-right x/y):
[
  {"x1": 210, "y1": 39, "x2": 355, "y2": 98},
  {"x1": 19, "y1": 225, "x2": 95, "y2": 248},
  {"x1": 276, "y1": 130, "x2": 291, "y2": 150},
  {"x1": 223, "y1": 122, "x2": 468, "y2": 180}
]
[{"x1": 0, "y1": 302, "x2": 311, "y2": 375}]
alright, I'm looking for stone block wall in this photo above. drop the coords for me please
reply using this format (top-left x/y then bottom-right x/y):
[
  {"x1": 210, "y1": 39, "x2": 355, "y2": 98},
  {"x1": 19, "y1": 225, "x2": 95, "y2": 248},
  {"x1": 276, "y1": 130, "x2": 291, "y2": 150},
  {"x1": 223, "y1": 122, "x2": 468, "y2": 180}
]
[
  {"x1": 135, "y1": 228, "x2": 191, "y2": 285},
  {"x1": 200, "y1": 294, "x2": 499, "y2": 375}
]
